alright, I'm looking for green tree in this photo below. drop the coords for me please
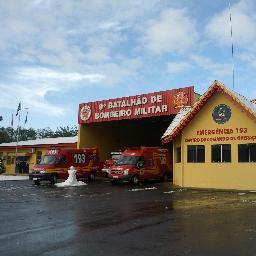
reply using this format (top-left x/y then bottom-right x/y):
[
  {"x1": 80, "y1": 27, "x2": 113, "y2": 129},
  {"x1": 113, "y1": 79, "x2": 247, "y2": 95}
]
[
  {"x1": 0, "y1": 127, "x2": 12, "y2": 143},
  {"x1": 18, "y1": 128, "x2": 37, "y2": 141},
  {"x1": 36, "y1": 127, "x2": 55, "y2": 139},
  {"x1": 6, "y1": 127, "x2": 15, "y2": 142},
  {"x1": 0, "y1": 125, "x2": 78, "y2": 144},
  {"x1": 55, "y1": 126, "x2": 78, "y2": 137}
]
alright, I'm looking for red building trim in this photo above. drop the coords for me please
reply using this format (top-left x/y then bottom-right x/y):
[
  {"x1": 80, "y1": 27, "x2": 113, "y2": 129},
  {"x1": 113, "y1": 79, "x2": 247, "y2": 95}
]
[
  {"x1": 162, "y1": 80, "x2": 256, "y2": 144},
  {"x1": 78, "y1": 86, "x2": 194, "y2": 124}
]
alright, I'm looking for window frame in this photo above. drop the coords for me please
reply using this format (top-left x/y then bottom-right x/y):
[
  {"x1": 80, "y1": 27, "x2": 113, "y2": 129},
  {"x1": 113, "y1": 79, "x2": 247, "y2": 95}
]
[
  {"x1": 238, "y1": 143, "x2": 256, "y2": 163},
  {"x1": 211, "y1": 144, "x2": 231, "y2": 163},
  {"x1": 187, "y1": 145, "x2": 205, "y2": 163}
]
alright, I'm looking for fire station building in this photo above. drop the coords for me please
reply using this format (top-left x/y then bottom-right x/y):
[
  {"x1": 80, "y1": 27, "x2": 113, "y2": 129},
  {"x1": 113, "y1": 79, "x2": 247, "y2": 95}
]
[
  {"x1": 78, "y1": 86, "x2": 197, "y2": 160},
  {"x1": 162, "y1": 81, "x2": 256, "y2": 190},
  {"x1": 78, "y1": 80, "x2": 256, "y2": 190}
]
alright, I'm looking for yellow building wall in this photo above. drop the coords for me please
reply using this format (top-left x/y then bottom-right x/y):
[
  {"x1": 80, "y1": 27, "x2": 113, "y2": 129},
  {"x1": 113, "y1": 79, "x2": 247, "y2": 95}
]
[
  {"x1": 2, "y1": 148, "x2": 49, "y2": 174},
  {"x1": 1, "y1": 149, "x2": 16, "y2": 174},
  {"x1": 173, "y1": 135, "x2": 183, "y2": 186},
  {"x1": 1, "y1": 145, "x2": 76, "y2": 175},
  {"x1": 173, "y1": 93, "x2": 256, "y2": 190},
  {"x1": 78, "y1": 118, "x2": 168, "y2": 161},
  {"x1": 78, "y1": 123, "x2": 122, "y2": 161}
]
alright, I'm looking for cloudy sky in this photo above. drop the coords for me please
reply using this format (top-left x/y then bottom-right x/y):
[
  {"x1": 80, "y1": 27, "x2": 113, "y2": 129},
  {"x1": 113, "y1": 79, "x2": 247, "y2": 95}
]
[{"x1": 0, "y1": 0, "x2": 255, "y2": 129}]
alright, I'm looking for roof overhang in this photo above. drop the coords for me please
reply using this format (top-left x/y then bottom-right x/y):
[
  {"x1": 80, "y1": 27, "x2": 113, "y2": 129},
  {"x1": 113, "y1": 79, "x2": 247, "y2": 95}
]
[{"x1": 162, "y1": 80, "x2": 256, "y2": 144}]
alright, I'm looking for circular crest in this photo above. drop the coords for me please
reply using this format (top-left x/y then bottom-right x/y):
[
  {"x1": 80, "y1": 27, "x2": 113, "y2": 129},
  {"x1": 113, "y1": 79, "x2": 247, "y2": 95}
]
[
  {"x1": 80, "y1": 105, "x2": 92, "y2": 121},
  {"x1": 212, "y1": 104, "x2": 231, "y2": 124}
]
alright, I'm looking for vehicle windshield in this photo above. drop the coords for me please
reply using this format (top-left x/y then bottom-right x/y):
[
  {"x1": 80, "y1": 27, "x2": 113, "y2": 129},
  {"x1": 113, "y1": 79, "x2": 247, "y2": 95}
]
[
  {"x1": 39, "y1": 155, "x2": 57, "y2": 165},
  {"x1": 115, "y1": 156, "x2": 139, "y2": 166}
]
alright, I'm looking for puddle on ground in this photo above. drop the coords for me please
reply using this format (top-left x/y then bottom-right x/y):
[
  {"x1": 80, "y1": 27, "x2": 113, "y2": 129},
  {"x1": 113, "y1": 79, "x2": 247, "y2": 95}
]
[{"x1": 78, "y1": 201, "x2": 174, "y2": 232}]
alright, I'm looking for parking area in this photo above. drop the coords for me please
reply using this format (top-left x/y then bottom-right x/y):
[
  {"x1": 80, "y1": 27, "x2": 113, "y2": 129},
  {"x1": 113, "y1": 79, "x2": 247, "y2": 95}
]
[{"x1": 0, "y1": 178, "x2": 256, "y2": 256}]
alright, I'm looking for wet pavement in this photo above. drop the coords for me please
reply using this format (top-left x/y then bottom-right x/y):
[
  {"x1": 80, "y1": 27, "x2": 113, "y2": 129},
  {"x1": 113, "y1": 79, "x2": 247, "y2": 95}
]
[{"x1": 0, "y1": 179, "x2": 256, "y2": 256}]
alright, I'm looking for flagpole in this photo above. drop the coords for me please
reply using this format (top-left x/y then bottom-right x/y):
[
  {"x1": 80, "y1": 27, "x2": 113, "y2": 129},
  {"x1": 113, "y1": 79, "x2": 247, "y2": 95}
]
[
  {"x1": 15, "y1": 113, "x2": 20, "y2": 174},
  {"x1": 14, "y1": 102, "x2": 21, "y2": 174},
  {"x1": 16, "y1": 113, "x2": 20, "y2": 154}
]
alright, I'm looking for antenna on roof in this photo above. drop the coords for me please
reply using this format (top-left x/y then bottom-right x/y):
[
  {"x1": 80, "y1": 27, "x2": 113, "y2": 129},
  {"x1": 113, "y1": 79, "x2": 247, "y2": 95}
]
[{"x1": 229, "y1": 2, "x2": 235, "y2": 89}]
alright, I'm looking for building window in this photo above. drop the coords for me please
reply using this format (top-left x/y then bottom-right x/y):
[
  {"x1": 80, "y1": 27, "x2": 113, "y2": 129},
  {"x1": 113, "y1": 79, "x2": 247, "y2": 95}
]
[
  {"x1": 187, "y1": 145, "x2": 205, "y2": 163},
  {"x1": 238, "y1": 144, "x2": 256, "y2": 162},
  {"x1": 176, "y1": 147, "x2": 181, "y2": 163},
  {"x1": 211, "y1": 144, "x2": 231, "y2": 163}
]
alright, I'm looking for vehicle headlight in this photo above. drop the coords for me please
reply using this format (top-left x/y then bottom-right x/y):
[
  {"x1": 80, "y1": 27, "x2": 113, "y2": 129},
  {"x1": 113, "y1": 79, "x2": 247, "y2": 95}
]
[
  {"x1": 123, "y1": 169, "x2": 129, "y2": 175},
  {"x1": 40, "y1": 170, "x2": 46, "y2": 174}
]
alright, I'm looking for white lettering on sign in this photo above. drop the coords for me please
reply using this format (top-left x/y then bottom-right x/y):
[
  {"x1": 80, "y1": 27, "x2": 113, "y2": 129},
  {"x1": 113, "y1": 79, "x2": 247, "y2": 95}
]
[
  {"x1": 73, "y1": 153, "x2": 86, "y2": 164},
  {"x1": 95, "y1": 104, "x2": 168, "y2": 120},
  {"x1": 47, "y1": 150, "x2": 58, "y2": 155},
  {"x1": 108, "y1": 96, "x2": 148, "y2": 109},
  {"x1": 79, "y1": 87, "x2": 194, "y2": 123},
  {"x1": 134, "y1": 105, "x2": 168, "y2": 116},
  {"x1": 95, "y1": 109, "x2": 132, "y2": 120},
  {"x1": 150, "y1": 95, "x2": 162, "y2": 103}
]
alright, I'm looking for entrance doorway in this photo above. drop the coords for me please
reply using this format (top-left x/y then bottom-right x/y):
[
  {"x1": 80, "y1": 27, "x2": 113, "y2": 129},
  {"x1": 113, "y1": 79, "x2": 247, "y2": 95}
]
[
  {"x1": 15, "y1": 156, "x2": 30, "y2": 174},
  {"x1": 79, "y1": 115, "x2": 175, "y2": 161}
]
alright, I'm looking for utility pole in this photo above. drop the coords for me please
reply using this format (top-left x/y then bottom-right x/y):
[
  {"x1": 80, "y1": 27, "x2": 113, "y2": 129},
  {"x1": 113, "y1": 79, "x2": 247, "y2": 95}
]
[
  {"x1": 15, "y1": 102, "x2": 21, "y2": 174},
  {"x1": 229, "y1": 2, "x2": 235, "y2": 89}
]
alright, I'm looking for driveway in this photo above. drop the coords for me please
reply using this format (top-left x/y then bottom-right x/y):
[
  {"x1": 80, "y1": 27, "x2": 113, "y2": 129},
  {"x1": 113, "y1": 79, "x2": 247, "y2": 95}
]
[{"x1": 0, "y1": 179, "x2": 256, "y2": 256}]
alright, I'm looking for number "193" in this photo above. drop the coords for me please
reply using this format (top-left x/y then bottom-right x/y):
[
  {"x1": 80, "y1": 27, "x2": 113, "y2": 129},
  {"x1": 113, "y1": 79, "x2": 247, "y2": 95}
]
[{"x1": 74, "y1": 154, "x2": 86, "y2": 164}]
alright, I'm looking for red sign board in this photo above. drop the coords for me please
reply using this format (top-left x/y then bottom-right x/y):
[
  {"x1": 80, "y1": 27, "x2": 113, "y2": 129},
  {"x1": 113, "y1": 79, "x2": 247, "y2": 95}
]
[{"x1": 78, "y1": 86, "x2": 194, "y2": 124}]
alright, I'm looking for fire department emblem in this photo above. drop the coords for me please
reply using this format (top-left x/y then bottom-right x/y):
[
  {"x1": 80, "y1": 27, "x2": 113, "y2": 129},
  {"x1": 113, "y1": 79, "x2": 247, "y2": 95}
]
[
  {"x1": 212, "y1": 104, "x2": 231, "y2": 124},
  {"x1": 80, "y1": 105, "x2": 92, "y2": 121},
  {"x1": 174, "y1": 92, "x2": 189, "y2": 108}
]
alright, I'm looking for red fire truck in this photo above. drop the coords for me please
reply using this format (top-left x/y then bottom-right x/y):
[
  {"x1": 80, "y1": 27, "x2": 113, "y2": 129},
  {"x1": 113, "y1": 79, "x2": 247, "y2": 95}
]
[
  {"x1": 101, "y1": 151, "x2": 122, "y2": 177},
  {"x1": 29, "y1": 148, "x2": 101, "y2": 185},
  {"x1": 108, "y1": 147, "x2": 172, "y2": 185}
]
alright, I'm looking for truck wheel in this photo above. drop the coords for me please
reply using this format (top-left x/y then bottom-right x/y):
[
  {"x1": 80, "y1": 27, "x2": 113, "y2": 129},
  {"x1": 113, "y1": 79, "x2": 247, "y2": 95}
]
[
  {"x1": 161, "y1": 173, "x2": 169, "y2": 182},
  {"x1": 131, "y1": 175, "x2": 139, "y2": 185},
  {"x1": 34, "y1": 180, "x2": 40, "y2": 186},
  {"x1": 51, "y1": 175, "x2": 57, "y2": 184},
  {"x1": 88, "y1": 173, "x2": 95, "y2": 181}
]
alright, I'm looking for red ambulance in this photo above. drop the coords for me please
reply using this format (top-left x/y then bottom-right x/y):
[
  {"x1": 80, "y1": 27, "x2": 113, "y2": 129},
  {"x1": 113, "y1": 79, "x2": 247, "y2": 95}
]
[
  {"x1": 108, "y1": 147, "x2": 172, "y2": 185},
  {"x1": 29, "y1": 148, "x2": 101, "y2": 185},
  {"x1": 101, "y1": 151, "x2": 122, "y2": 177}
]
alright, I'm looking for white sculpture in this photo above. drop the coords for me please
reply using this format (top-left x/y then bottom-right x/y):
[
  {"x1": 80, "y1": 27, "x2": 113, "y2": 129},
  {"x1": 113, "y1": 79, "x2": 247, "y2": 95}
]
[{"x1": 55, "y1": 166, "x2": 87, "y2": 187}]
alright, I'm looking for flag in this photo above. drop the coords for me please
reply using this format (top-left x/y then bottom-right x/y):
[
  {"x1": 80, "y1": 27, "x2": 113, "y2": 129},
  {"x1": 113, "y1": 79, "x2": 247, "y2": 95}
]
[
  {"x1": 24, "y1": 111, "x2": 28, "y2": 125},
  {"x1": 16, "y1": 102, "x2": 21, "y2": 116},
  {"x1": 0, "y1": 116, "x2": 2, "y2": 121},
  {"x1": 11, "y1": 114, "x2": 13, "y2": 127}
]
